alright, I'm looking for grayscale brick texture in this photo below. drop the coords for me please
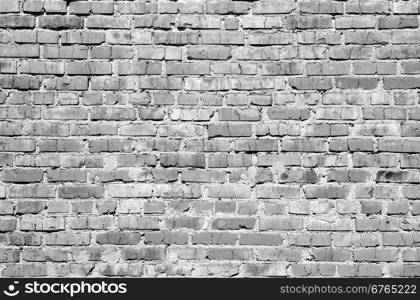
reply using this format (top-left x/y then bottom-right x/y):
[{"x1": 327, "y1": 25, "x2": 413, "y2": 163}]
[{"x1": 0, "y1": 0, "x2": 420, "y2": 278}]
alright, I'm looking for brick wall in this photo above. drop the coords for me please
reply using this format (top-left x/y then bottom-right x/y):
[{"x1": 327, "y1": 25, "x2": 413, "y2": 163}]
[{"x1": 0, "y1": 0, "x2": 420, "y2": 277}]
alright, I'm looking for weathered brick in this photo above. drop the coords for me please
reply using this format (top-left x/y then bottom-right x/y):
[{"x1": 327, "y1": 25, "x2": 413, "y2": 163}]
[
  {"x1": 252, "y1": 1, "x2": 296, "y2": 14},
  {"x1": 212, "y1": 218, "x2": 255, "y2": 230},
  {"x1": 206, "y1": 1, "x2": 250, "y2": 14},
  {"x1": 0, "y1": 0, "x2": 19, "y2": 13},
  {"x1": 260, "y1": 217, "x2": 304, "y2": 231},
  {"x1": 3, "y1": 168, "x2": 43, "y2": 183},
  {"x1": 347, "y1": 1, "x2": 390, "y2": 14},
  {"x1": 0, "y1": 15, "x2": 35, "y2": 28},
  {"x1": 39, "y1": 16, "x2": 83, "y2": 29},
  {"x1": 96, "y1": 232, "x2": 141, "y2": 245},
  {"x1": 187, "y1": 46, "x2": 231, "y2": 60},
  {"x1": 289, "y1": 78, "x2": 333, "y2": 90}
]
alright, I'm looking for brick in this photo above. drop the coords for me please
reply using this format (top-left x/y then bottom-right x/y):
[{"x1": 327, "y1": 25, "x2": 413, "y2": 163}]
[
  {"x1": 1, "y1": 263, "x2": 47, "y2": 277},
  {"x1": 299, "y1": 1, "x2": 343, "y2": 14},
  {"x1": 379, "y1": 17, "x2": 419, "y2": 29},
  {"x1": 86, "y1": 16, "x2": 130, "y2": 29},
  {"x1": 96, "y1": 232, "x2": 141, "y2": 245},
  {"x1": 289, "y1": 78, "x2": 333, "y2": 90},
  {"x1": 0, "y1": 218, "x2": 17, "y2": 232},
  {"x1": 0, "y1": 15, "x2": 35, "y2": 28},
  {"x1": 3, "y1": 168, "x2": 43, "y2": 183},
  {"x1": 70, "y1": 1, "x2": 114, "y2": 15},
  {"x1": 145, "y1": 231, "x2": 187, "y2": 245},
  {"x1": 260, "y1": 217, "x2": 304, "y2": 231},
  {"x1": 58, "y1": 185, "x2": 103, "y2": 199},
  {"x1": 285, "y1": 16, "x2": 332, "y2": 29},
  {"x1": 187, "y1": 46, "x2": 231, "y2": 60},
  {"x1": 248, "y1": 32, "x2": 292, "y2": 45},
  {"x1": 67, "y1": 62, "x2": 112, "y2": 75},
  {"x1": 0, "y1": 45, "x2": 39, "y2": 58},
  {"x1": 119, "y1": 216, "x2": 159, "y2": 230},
  {"x1": 61, "y1": 31, "x2": 105, "y2": 45},
  {"x1": 0, "y1": 0, "x2": 19, "y2": 13},
  {"x1": 134, "y1": 15, "x2": 175, "y2": 29},
  {"x1": 252, "y1": 1, "x2": 296, "y2": 14},
  {"x1": 43, "y1": 45, "x2": 88, "y2": 59},
  {"x1": 347, "y1": 1, "x2": 390, "y2": 14},
  {"x1": 91, "y1": 46, "x2": 133, "y2": 59},
  {"x1": 336, "y1": 17, "x2": 377, "y2": 29},
  {"x1": 393, "y1": 1, "x2": 419, "y2": 14},
  {"x1": 307, "y1": 62, "x2": 350, "y2": 75},
  {"x1": 192, "y1": 232, "x2": 236, "y2": 245},
  {"x1": 208, "y1": 184, "x2": 251, "y2": 199},
  {"x1": 39, "y1": 16, "x2": 83, "y2": 29},
  {"x1": 212, "y1": 218, "x2": 255, "y2": 230},
  {"x1": 154, "y1": 31, "x2": 199, "y2": 45},
  {"x1": 206, "y1": 1, "x2": 250, "y2": 14},
  {"x1": 166, "y1": 217, "x2": 204, "y2": 230},
  {"x1": 201, "y1": 31, "x2": 244, "y2": 45},
  {"x1": 19, "y1": 61, "x2": 64, "y2": 75},
  {"x1": 329, "y1": 46, "x2": 373, "y2": 60},
  {"x1": 345, "y1": 31, "x2": 390, "y2": 45},
  {"x1": 256, "y1": 185, "x2": 300, "y2": 199},
  {"x1": 239, "y1": 233, "x2": 283, "y2": 246},
  {"x1": 166, "y1": 62, "x2": 210, "y2": 75},
  {"x1": 121, "y1": 246, "x2": 165, "y2": 260},
  {"x1": 9, "y1": 184, "x2": 55, "y2": 198},
  {"x1": 304, "y1": 185, "x2": 350, "y2": 199}
]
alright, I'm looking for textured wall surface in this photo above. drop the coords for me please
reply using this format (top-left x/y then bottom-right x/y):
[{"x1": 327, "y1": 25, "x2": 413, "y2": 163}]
[{"x1": 0, "y1": 0, "x2": 420, "y2": 278}]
